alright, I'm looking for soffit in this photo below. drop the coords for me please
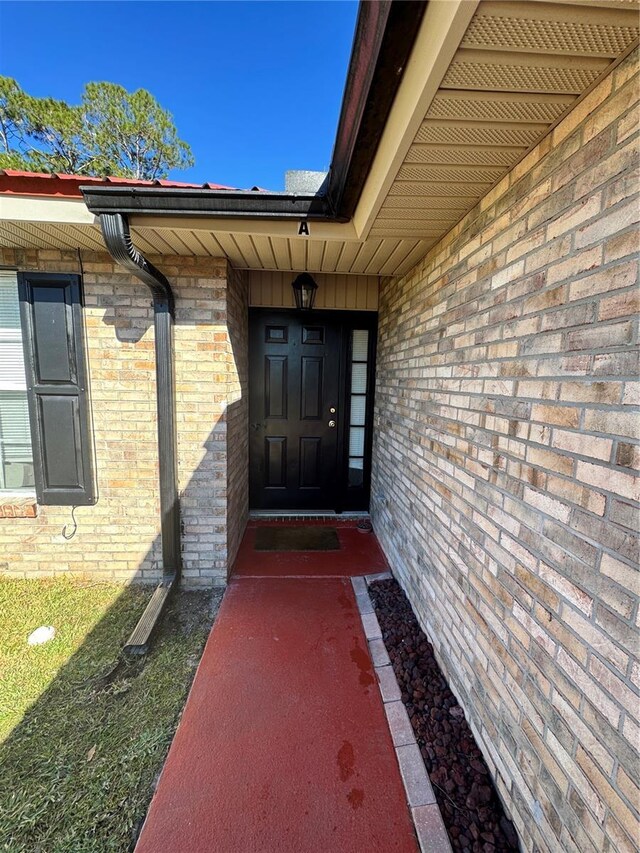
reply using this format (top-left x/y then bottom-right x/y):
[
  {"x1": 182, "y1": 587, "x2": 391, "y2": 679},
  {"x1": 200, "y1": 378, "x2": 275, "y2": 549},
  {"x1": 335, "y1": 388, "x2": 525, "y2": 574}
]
[
  {"x1": 130, "y1": 227, "x2": 427, "y2": 276},
  {"x1": 0, "y1": 217, "x2": 427, "y2": 278},
  {"x1": 365, "y1": 0, "x2": 640, "y2": 246}
]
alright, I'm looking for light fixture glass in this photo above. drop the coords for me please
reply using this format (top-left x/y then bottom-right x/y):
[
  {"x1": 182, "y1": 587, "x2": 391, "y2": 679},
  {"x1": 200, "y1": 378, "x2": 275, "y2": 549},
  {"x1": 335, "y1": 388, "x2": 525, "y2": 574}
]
[{"x1": 291, "y1": 273, "x2": 318, "y2": 310}]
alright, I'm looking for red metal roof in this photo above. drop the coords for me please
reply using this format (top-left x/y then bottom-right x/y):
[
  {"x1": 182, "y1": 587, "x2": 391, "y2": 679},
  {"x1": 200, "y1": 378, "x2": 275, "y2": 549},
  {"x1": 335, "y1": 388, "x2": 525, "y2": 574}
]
[{"x1": 0, "y1": 169, "x2": 237, "y2": 198}]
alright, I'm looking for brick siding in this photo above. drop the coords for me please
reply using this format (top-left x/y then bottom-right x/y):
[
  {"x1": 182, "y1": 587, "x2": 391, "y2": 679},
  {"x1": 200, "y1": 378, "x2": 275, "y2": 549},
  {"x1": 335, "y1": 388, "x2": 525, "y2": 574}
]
[
  {"x1": 0, "y1": 249, "x2": 248, "y2": 587},
  {"x1": 371, "y1": 50, "x2": 639, "y2": 852},
  {"x1": 226, "y1": 264, "x2": 249, "y2": 572}
]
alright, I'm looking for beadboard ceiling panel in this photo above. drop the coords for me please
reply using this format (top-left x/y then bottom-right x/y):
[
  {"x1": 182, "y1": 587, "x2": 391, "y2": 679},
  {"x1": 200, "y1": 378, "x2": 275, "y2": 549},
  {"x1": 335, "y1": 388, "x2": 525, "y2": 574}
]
[
  {"x1": 0, "y1": 220, "x2": 427, "y2": 276},
  {"x1": 365, "y1": 0, "x2": 639, "y2": 240},
  {"x1": 248, "y1": 271, "x2": 379, "y2": 310}
]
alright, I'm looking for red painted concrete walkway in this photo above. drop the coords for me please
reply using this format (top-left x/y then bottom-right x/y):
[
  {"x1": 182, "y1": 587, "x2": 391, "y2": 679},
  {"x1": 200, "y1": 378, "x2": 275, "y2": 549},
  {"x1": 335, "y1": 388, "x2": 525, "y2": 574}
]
[
  {"x1": 135, "y1": 524, "x2": 418, "y2": 853},
  {"x1": 233, "y1": 519, "x2": 389, "y2": 578}
]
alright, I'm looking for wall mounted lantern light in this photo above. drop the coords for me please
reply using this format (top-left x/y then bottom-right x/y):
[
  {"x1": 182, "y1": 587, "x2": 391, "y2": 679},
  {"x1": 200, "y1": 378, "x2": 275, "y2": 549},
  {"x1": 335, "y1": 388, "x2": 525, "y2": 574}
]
[{"x1": 291, "y1": 273, "x2": 318, "y2": 310}]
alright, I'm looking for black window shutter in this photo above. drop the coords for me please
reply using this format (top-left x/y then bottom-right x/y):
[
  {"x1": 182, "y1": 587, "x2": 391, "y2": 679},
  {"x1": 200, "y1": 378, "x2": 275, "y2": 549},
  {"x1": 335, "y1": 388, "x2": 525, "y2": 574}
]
[{"x1": 18, "y1": 272, "x2": 96, "y2": 506}]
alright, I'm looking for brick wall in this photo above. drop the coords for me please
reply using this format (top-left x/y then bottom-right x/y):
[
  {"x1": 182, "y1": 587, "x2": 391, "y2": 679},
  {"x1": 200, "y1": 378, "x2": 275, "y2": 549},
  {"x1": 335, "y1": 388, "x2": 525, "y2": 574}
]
[
  {"x1": 226, "y1": 265, "x2": 249, "y2": 573},
  {"x1": 0, "y1": 249, "x2": 248, "y2": 587},
  {"x1": 372, "y1": 50, "x2": 639, "y2": 852}
]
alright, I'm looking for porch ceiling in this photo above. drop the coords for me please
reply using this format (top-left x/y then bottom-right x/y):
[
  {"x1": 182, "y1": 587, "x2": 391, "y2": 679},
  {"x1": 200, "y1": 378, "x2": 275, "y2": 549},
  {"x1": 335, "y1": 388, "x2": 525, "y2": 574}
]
[
  {"x1": 360, "y1": 0, "x2": 640, "y2": 248},
  {"x1": 1, "y1": 0, "x2": 637, "y2": 278},
  {"x1": 0, "y1": 215, "x2": 428, "y2": 277}
]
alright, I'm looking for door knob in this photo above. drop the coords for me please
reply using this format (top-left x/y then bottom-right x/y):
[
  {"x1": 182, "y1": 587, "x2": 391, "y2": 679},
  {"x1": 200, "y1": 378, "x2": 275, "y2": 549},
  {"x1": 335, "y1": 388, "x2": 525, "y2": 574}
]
[
  {"x1": 328, "y1": 420, "x2": 336, "y2": 428},
  {"x1": 330, "y1": 407, "x2": 336, "y2": 414}
]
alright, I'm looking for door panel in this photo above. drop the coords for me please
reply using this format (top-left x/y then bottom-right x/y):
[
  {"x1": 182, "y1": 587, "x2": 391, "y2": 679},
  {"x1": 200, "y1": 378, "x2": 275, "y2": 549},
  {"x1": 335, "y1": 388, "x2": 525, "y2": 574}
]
[
  {"x1": 300, "y1": 357, "x2": 323, "y2": 420},
  {"x1": 265, "y1": 436, "x2": 286, "y2": 488},
  {"x1": 299, "y1": 437, "x2": 321, "y2": 488},
  {"x1": 265, "y1": 356, "x2": 287, "y2": 419}
]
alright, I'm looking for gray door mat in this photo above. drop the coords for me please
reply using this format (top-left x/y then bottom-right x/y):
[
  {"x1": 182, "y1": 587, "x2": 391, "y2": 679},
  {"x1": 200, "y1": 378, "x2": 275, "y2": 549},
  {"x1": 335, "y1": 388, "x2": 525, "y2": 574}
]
[{"x1": 254, "y1": 526, "x2": 340, "y2": 551}]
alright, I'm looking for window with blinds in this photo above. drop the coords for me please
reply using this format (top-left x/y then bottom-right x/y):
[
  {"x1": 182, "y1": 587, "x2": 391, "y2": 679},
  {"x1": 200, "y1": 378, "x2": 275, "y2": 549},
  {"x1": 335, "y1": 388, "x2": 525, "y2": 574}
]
[{"x1": 0, "y1": 271, "x2": 34, "y2": 490}]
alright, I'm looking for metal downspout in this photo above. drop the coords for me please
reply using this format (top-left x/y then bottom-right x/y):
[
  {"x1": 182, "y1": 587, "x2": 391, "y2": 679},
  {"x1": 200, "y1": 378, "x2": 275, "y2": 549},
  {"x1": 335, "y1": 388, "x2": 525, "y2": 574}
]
[{"x1": 100, "y1": 212, "x2": 181, "y2": 585}]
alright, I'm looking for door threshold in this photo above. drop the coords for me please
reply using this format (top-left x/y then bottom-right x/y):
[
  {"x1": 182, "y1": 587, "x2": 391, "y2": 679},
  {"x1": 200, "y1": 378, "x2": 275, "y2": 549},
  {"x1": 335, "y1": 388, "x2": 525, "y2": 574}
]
[{"x1": 249, "y1": 510, "x2": 370, "y2": 520}]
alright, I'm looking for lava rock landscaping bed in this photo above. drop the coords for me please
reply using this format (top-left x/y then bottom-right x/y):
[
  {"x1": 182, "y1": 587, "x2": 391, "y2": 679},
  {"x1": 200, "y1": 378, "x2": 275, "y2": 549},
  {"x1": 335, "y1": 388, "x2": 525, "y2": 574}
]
[{"x1": 369, "y1": 578, "x2": 520, "y2": 853}]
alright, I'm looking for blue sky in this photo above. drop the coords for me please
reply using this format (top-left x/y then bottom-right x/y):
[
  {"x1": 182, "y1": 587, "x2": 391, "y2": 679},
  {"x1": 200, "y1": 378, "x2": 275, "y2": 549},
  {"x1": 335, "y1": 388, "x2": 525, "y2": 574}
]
[{"x1": 0, "y1": 1, "x2": 359, "y2": 189}]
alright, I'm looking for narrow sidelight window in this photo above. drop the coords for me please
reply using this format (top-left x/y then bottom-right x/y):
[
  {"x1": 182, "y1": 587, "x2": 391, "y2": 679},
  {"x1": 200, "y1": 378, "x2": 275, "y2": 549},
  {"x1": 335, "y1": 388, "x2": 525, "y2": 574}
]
[
  {"x1": 18, "y1": 272, "x2": 95, "y2": 506},
  {"x1": 348, "y1": 329, "x2": 369, "y2": 488}
]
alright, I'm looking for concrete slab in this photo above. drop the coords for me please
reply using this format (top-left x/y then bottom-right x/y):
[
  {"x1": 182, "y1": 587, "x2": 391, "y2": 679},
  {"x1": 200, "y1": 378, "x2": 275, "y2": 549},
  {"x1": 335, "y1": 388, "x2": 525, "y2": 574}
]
[
  {"x1": 396, "y1": 744, "x2": 437, "y2": 808},
  {"x1": 384, "y1": 700, "x2": 416, "y2": 748},
  {"x1": 412, "y1": 804, "x2": 453, "y2": 853},
  {"x1": 376, "y1": 663, "x2": 402, "y2": 702},
  {"x1": 368, "y1": 637, "x2": 391, "y2": 667},
  {"x1": 362, "y1": 611, "x2": 382, "y2": 640}
]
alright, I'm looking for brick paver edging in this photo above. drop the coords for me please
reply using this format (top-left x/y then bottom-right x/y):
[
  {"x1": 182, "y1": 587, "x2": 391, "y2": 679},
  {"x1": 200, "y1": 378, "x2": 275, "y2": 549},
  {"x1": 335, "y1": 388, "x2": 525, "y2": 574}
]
[{"x1": 352, "y1": 574, "x2": 453, "y2": 853}]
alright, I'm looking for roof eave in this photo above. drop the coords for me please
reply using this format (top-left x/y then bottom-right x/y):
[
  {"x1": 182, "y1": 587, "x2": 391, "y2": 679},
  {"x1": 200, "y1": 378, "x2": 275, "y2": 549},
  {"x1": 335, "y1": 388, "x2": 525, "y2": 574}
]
[
  {"x1": 325, "y1": 0, "x2": 427, "y2": 221},
  {"x1": 81, "y1": 0, "x2": 425, "y2": 224}
]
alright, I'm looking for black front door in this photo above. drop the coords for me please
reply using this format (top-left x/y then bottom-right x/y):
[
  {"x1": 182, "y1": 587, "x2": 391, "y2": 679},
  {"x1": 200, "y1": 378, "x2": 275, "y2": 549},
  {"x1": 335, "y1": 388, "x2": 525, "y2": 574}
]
[{"x1": 249, "y1": 309, "x2": 376, "y2": 511}]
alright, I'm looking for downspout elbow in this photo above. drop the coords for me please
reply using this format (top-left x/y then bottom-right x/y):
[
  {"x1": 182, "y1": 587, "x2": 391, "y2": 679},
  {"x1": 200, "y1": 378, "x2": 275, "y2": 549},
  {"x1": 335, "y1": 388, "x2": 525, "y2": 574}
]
[{"x1": 100, "y1": 213, "x2": 175, "y2": 314}]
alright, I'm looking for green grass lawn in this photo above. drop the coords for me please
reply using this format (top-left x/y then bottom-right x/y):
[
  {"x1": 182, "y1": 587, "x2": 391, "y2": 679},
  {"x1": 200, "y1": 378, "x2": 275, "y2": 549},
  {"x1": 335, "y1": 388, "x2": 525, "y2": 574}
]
[{"x1": 0, "y1": 578, "x2": 218, "y2": 853}]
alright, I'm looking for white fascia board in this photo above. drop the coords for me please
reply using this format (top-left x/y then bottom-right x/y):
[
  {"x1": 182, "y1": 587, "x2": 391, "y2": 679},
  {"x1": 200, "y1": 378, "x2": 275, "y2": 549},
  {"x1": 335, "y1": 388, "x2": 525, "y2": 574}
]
[{"x1": 0, "y1": 195, "x2": 97, "y2": 225}]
